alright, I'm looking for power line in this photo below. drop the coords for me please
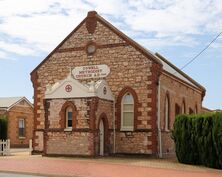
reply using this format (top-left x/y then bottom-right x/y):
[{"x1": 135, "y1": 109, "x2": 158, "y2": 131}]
[{"x1": 179, "y1": 31, "x2": 222, "y2": 71}]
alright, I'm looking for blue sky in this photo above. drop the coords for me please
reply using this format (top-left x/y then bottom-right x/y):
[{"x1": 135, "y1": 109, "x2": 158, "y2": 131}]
[{"x1": 0, "y1": 0, "x2": 221, "y2": 110}]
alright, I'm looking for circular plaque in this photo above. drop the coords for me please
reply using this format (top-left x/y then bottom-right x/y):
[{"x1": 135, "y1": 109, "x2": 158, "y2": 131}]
[{"x1": 87, "y1": 44, "x2": 96, "y2": 55}]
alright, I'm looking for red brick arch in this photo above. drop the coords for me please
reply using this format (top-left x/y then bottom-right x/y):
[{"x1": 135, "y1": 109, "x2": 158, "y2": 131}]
[
  {"x1": 195, "y1": 103, "x2": 198, "y2": 114},
  {"x1": 59, "y1": 101, "x2": 77, "y2": 129},
  {"x1": 116, "y1": 87, "x2": 139, "y2": 131},
  {"x1": 98, "y1": 113, "x2": 109, "y2": 155},
  {"x1": 181, "y1": 98, "x2": 186, "y2": 114}
]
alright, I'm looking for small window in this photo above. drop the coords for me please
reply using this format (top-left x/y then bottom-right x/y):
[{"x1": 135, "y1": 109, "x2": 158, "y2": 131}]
[
  {"x1": 19, "y1": 119, "x2": 25, "y2": 137},
  {"x1": 66, "y1": 107, "x2": 73, "y2": 128},
  {"x1": 121, "y1": 93, "x2": 134, "y2": 131}
]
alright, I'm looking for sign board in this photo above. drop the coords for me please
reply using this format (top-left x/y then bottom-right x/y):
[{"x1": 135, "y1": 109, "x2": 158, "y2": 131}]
[{"x1": 72, "y1": 65, "x2": 110, "y2": 80}]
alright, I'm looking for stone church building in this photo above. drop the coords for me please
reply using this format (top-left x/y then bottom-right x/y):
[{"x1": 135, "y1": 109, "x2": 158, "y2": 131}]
[{"x1": 31, "y1": 11, "x2": 205, "y2": 157}]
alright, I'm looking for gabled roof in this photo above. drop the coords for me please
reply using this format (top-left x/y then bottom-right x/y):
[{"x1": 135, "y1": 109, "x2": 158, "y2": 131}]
[
  {"x1": 155, "y1": 53, "x2": 206, "y2": 92},
  {"x1": 30, "y1": 11, "x2": 205, "y2": 94},
  {"x1": 30, "y1": 11, "x2": 162, "y2": 76},
  {"x1": 0, "y1": 97, "x2": 33, "y2": 111}
]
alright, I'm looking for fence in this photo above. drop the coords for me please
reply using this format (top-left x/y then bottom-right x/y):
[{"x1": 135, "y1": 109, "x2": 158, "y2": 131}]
[
  {"x1": 0, "y1": 139, "x2": 33, "y2": 156},
  {"x1": 0, "y1": 139, "x2": 10, "y2": 156}
]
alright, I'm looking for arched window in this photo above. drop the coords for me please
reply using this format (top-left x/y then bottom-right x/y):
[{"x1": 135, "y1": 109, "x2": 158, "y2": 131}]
[
  {"x1": 195, "y1": 104, "x2": 198, "y2": 114},
  {"x1": 59, "y1": 101, "x2": 77, "y2": 129},
  {"x1": 189, "y1": 107, "x2": 194, "y2": 114},
  {"x1": 175, "y1": 103, "x2": 181, "y2": 116},
  {"x1": 165, "y1": 95, "x2": 170, "y2": 131},
  {"x1": 181, "y1": 100, "x2": 186, "y2": 114},
  {"x1": 66, "y1": 106, "x2": 73, "y2": 128},
  {"x1": 121, "y1": 92, "x2": 134, "y2": 131},
  {"x1": 117, "y1": 87, "x2": 138, "y2": 131}
]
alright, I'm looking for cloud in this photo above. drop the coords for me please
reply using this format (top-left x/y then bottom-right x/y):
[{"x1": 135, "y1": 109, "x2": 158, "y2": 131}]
[
  {"x1": 0, "y1": 0, "x2": 221, "y2": 59},
  {"x1": 0, "y1": 0, "x2": 90, "y2": 52},
  {"x1": 124, "y1": 0, "x2": 221, "y2": 35},
  {"x1": 0, "y1": 0, "x2": 90, "y2": 55},
  {"x1": 0, "y1": 14, "x2": 80, "y2": 52},
  {"x1": 0, "y1": 41, "x2": 36, "y2": 56},
  {"x1": 0, "y1": 50, "x2": 7, "y2": 59},
  {"x1": 137, "y1": 34, "x2": 199, "y2": 52}
]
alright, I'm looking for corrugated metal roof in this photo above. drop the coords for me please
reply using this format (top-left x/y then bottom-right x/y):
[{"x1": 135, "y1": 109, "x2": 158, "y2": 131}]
[
  {"x1": 0, "y1": 97, "x2": 23, "y2": 108},
  {"x1": 159, "y1": 57, "x2": 197, "y2": 87},
  {"x1": 154, "y1": 53, "x2": 205, "y2": 90}
]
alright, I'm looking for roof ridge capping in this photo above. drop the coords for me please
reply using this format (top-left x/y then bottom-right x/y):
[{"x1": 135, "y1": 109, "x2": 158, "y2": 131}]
[{"x1": 155, "y1": 52, "x2": 206, "y2": 92}]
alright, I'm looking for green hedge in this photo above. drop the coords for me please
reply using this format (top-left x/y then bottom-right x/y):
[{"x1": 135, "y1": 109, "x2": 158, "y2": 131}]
[
  {"x1": 0, "y1": 115, "x2": 7, "y2": 140},
  {"x1": 172, "y1": 112, "x2": 222, "y2": 169}
]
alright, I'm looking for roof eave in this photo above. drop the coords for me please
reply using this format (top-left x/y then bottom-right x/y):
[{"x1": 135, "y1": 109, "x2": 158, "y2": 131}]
[
  {"x1": 155, "y1": 52, "x2": 206, "y2": 92},
  {"x1": 0, "y1": 107, "x2": 7, "y2": 110}
]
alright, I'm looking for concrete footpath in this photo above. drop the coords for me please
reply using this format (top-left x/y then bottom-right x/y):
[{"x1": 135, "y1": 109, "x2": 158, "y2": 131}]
[{"x1": 0, "y1": 153, "x2": 221, "y2": 177}]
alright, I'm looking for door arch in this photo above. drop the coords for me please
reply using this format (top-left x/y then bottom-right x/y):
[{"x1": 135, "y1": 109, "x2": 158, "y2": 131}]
[{"x1": 98, "y1": 113, "x2": 109, "y2": 156}]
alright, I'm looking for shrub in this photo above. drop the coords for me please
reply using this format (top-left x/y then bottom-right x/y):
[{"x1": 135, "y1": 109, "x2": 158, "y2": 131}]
[
  {"x1": 0, "y1": 115, "x2": 7, "y2": 140},
  {"x1": 172, "y1": 112, "x2": 222, "y2": 169},
  {"x1": 212, "y1": 112, "x2": 222, "y2": 167}
]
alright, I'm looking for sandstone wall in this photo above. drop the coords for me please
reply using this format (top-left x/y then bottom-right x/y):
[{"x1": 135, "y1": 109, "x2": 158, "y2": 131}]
[
  {"x1": 45, "y1": 98, "x2": 114, "y2": 156},
  {"x1": 47, "y1": 98, "x2": 89, "y2": 129},
  {"x1": 159, "y1": 73, "x2": 203, "y2": 155},
  {"x1": 115, "y1": 131, "x2": 152, "y2": 154},
  {"x1": 32, "y1": 17, "x2": 157, "y2": 154},
  {"x1": 46, "y1": 131, "x2": 93, "y2": 155}
]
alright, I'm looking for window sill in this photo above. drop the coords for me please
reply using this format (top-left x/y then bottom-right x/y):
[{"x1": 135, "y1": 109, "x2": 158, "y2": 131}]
[
  {"x1": 164, "y1": 129, "x2": 171, "y2": 133},
  {"x1": 120, "y1": 128, "x2": 134, "y2": 132},
  {"x1": 19, "y1": 137, "x2": 26, "y2": 139},
  {"x1": 64, "y1": 128, "x2": 72, "y2": 132}
]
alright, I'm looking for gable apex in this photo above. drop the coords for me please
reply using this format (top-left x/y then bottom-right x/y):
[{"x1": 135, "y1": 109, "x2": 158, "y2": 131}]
[
  {"x1": 87, "y1": 11, "x2": 97, "y2": 17},
  {"x1": 30, "y1": 11, "x2": 162, "y2": 78}
]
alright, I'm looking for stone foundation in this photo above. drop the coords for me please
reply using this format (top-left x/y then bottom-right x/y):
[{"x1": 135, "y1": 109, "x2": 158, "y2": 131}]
[
  {"x1": 116, "y1": 131, "x2": 152, "y2": 154},
  {"x1": 46, "y1": 131, "x2": 93, "y2": 155}
]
